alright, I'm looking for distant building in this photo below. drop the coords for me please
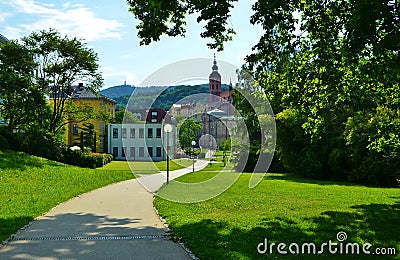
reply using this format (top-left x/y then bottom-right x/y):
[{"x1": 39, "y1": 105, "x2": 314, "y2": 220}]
[
  {"x1": 169, "y1": 102, "x2": 206, "y2": 121},
  {"x1": 208, "y1": 54, "x2": 233, "y2": 112},
  {"x1": 130, "y1": 108, "x2": 167, "y2": 123},
  {"x1": 168, "y1": 55, "x2": 236, "y2": 149},
  {"x1": 50, "y1": 83, "x2": 117, "y2": 153},
  {"x1": 200, "y1": 56, "x2": 236, "y2": 148},
  {"x1": 108, "y1": 114, "x2": 176, "y2": 161}
]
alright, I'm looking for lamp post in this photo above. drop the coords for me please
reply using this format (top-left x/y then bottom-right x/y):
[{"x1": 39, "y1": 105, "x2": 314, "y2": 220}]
[
  {"x1": 164, "y1": 123, "x2": 172, "y2": 184},
  {"x1": 191, "y1": 140, "x2": 196, "y2": 172}
]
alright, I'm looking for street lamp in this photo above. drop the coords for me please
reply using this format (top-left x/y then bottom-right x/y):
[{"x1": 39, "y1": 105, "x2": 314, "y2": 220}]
[
  {"x1": 164, "y1": 123, "x2": 172, "y2": 184},
  {"x1": 191, "y1": 140, "x2": 196, "y2": 172}
]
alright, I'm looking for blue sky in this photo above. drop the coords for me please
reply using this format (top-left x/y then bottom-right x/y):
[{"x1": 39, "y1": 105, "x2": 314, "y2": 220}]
[{"x1": 0, "y1": 0, "x2": 263, "y2": 89}]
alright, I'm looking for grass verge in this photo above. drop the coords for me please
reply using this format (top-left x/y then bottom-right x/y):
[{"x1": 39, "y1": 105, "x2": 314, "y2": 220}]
[
  {"x1": 0, "y1": 150, "x2": 134, "y2": 242},
  {"x1": 154, "y1": 167, "x2": 400, "y2": 259},
  {"x1": 97, "y1": 158, "x2": 194, "y2": 174}
]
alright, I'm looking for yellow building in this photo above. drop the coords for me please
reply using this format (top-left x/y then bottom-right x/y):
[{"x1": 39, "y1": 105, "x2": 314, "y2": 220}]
[{"x1": 64, "y1": 83, "x2": 116, "y2": 153}]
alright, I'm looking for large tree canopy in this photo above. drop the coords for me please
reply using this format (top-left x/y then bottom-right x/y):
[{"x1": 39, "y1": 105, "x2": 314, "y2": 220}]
[
  {"x1": 127, "y1": 0, "x2": 237, "y2": 51},
  {"x1": 22, "y1": 29, "x2": 103, "y2": 134},
  {"x1": 127, "y1": 1, "x2": 400, "y2": 186},
  {"x1": 0, "y1": 29, "x2": 106, "y2": 160}
]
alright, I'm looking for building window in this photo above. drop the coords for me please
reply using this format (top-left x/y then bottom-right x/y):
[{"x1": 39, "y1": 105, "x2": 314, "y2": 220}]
[
  {"x1": 113, "y1": 147, "x2": 118, "y2": 158},
  {"x1": 148, "y1": 128, "x2": 153, "y2": 138},
  {"x1": 130, "y1": 147, "x2": 135, "y2": 158},
  {"x1": 151, "y1": 111, "x2": 158, "y2": 123},
  {"x1": 148, "y1": 147, "x2": 153, "y2": 157},
  {"x1": 139, "y1": 128, "x2": 144, "y2": 138},
  {"x1": 156, "y1": 147, "x2": 162, "y2": 157},
  {"x1": 122, "y1": 147, "x2": 126, "y2": 157},
  {"x1": 156, "y1": 128, "x2": 161, "y2": 138},
  {"x1": 113, "y1": 128, "x2": 118, "y2": 138},
  {"x1": 122, "y1": 128, "x2": 127, "y2": 138},
  {"x1": 139, "y1": 147, "x2": 144, "y2": 157},
  {"x1": 73, "y1": 124, "x2": 79, "y2": 135},
  {"x1": 130, "y1": 128, "x2": 135, "y2": 138}
]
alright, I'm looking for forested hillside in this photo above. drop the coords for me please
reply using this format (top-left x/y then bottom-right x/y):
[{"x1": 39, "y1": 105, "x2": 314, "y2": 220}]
[{"x1": 100, "y1": 84, "x2": 231, "y2": 110}]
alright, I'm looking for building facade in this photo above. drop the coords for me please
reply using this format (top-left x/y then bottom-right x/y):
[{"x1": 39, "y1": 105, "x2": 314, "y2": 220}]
[
  {"x1": 208, "y1": 54, "x2": 233, "y2": 112},
  {"x1": 108, "y1": 122, "x2": 176, "y2": 161},
  {"x1": 60, "y1": 83, "x2": 117, "y2": 153}
]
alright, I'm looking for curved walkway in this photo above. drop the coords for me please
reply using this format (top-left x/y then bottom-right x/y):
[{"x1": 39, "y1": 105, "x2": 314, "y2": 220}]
[{"x1": 0, "y1": 160, "x2": 208, "y2": 260}]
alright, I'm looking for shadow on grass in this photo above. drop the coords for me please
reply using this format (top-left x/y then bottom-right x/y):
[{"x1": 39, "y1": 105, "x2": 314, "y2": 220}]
[
  {"x1": 0, "y1": 150, "x2": 62, "y2": 171},
  {"x1": 264, "y1": 173, "x2": 363, "y2": 187},
  {"x1": 172, "y1": 202, "x2": 400, "y2": 259},
  {"x1": 0, "y1": 216, "x2": 35, "y2": 242}
]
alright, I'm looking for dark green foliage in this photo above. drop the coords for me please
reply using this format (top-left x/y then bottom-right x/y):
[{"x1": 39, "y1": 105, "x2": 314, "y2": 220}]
[
  {"x1": 345, "y1": 107, "x2": 400, "y2": 187},
  {"x1": 114, "y1": 109, "x2": 141, "y2": 123},
  {"x1": 0, "y1": 134, "x2": 9, "y2": 150},
  {"x1": 61, "y1": 149, "x2": 112, "y2": 169},
  {"x1": 99, "y1": 85, "x2": 135, "y2": 98},
  {"x1": 127, "y1": 0, "x2": 237, "y2": 51},
  {"x1": 244, "y1": 1, "x2": 400, "y2": 187},
  {"x1": 178, "y1": 118, "x2": 202, "y2": 153},
  {"x1": 15, "y1": 129, "x2": 66, "y2": 161}
]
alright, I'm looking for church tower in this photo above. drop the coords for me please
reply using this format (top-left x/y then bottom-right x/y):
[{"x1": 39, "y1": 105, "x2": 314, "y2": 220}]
[{"x1": 209, "y1": 54, "x2": 221, "y2": 106}]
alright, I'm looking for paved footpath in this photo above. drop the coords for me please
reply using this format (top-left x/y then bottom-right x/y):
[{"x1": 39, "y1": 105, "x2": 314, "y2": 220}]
[{"x1": 0, "y1": 160, "x2": 208, "y2": 260}]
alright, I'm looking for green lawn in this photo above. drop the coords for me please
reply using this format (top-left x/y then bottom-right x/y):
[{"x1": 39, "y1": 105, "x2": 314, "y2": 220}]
[
  {"x1": 0, "y1": 150, "x2": 134, "y2": 242},
  {"x1": 97, "y1": 158, "x2": 193, "y2": 174},
  {"x1": 154, "y1": 164, "x2": 400, "y2": 259}
]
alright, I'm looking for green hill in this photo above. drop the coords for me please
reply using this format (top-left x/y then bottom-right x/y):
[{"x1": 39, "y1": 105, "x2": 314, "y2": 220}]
[
  {"x1": 99, "y1": 84, "x2": 135, "y2": 98},
  {"x1": 100, "y1": 84, "x2": 231, "y2": 110}
]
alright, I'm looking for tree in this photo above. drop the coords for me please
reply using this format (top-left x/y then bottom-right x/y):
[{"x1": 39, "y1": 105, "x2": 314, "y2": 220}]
[
  {"x1": 127, "y1": 0, "x2": 237, "y2": 51},
  {"x1": 114, "y1": 109, "x2": 141, "y2": 123},
  {"x1": 127, "y1": 1, "x2": 400, "y2": 186},
  {"x1": 0, "y1": 40, "x2": 49, "y2": 131},
  {"x1": 0, "y1": 30, "x2": 107, "y2": 162},
  {"x1": 22, "y1": 29, "x2": 103, "y2": 135},
  {"x1": 178, "y1": 118, "x2": 202, "y2": 153}
]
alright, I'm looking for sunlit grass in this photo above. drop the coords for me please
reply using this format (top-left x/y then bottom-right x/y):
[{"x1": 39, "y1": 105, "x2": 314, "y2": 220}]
[
  {"x1": 154, "y1": 171, "x2": 400, "y2": 259},
  {"x1": 97, "y1": 158, "x2": 194, "y2": 174}
]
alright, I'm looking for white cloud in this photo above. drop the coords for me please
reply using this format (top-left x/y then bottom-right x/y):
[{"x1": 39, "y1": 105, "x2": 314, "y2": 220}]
[
  {"x1": 0, "y1": 13, "x2": 12, "y2": 23},
  {"x1": 6, "y1": 0, "x2": 124, "y2": 42},
  {"x1": 2, "y1": 26, "x2": 24, "y2": 40}
]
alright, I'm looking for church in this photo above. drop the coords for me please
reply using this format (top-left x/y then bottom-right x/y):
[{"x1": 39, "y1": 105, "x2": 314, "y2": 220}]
[
  {"x1": 199, "y1": 55, "x2": 236, "y2": 149},
  {"x1": 208, "y1": 54, "x2": 233, "y2": 112}
]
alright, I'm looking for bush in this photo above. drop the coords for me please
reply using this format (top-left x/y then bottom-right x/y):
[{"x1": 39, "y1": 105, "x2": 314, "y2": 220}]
[
  {"x1": 345, "y1": 107, "x2": 400, "y2": 187},
  {"x1": 61, "y1": 149, "x2": 96, "y2": 168},
  {"x1": 89, "y1": 153, "x2": 113, "y2": 167},
  {"x1": 14, "y1": 129, "x2": 65, "y2": 161},
  {"x1": 61, "y1": 149, "x2": 114, "y2": 169},
  {"x1": 0, "y1": 134, "x2": 9, "y2": 150}
]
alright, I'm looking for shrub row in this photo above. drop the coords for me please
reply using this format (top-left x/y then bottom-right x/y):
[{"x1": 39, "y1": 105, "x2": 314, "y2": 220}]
[
  {"x1": 0, "y1": 126, "x2": 113, "y2": 169},
  {"x1": 62, "y1": 150, "x2": 113, "y2": 168}
]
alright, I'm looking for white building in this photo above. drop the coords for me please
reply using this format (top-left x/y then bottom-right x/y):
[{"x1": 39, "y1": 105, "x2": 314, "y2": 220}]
[{"x1": 108, "y1": 123, "x2": 176, "y2": 161}]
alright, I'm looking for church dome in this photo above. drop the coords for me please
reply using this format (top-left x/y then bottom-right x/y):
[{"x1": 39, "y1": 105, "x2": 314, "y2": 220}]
[
  {"x1": 209, "y1": 71, "x2": 221, "y2": 80},
  {"x1": 209, "y1": 55, "x2": 221, "y2": 80}
]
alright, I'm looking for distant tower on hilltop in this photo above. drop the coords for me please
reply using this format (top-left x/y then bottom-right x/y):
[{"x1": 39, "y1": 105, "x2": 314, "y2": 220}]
[
  {"x1": 209, "y1": 54, "x2": 221, "y2": 100},
  {"x1": 208, "y1": 54, "x2": 233, "y2": 111}
]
